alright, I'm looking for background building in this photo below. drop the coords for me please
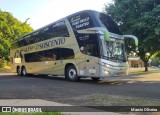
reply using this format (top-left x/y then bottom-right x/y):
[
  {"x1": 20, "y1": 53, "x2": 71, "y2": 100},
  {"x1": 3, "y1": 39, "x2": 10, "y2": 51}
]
[{"x1": 128, "y1": 57, "x2": 144, "y2": 68}]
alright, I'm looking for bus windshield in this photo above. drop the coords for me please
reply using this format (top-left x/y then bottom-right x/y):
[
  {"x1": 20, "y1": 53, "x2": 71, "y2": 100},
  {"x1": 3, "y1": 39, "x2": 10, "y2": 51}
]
[{"x1": 102, "y1": 39, "x2": 126, "y2": 62}]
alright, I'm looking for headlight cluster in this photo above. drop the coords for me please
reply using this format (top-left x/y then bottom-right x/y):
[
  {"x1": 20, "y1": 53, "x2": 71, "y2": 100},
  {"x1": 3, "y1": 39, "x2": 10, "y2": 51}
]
[
  {"x1": 104, "y1": 70, "x2": 110, "y2": 75},
  {"x1": 106, "y1": 64, "x2": 110, "y2": 68}
]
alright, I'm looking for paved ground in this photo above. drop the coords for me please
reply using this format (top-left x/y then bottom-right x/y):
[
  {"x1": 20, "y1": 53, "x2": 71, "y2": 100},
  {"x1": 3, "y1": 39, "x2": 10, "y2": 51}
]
[
  {"x1": 0, "y1": 67, "x2": 159, "y2": 114},
  {"x1": 0, "y1": 71, "x2": 160, "y2": 114},
  {"x1": 0, "y1": 99, "x2": 71, "y2": 106},
  {"x1": 0, "y1": 72, "x2": 160, "y2": 103}
]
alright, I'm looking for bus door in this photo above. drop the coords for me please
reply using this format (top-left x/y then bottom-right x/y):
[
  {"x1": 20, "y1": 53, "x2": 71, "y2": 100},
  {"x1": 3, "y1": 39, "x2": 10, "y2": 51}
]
[
  {"x1": 41, "y1": 48, "x2": 60, "y2": 74},
  {"x1": 80, "y1": 34, "x2": 100, "y2": 77}
]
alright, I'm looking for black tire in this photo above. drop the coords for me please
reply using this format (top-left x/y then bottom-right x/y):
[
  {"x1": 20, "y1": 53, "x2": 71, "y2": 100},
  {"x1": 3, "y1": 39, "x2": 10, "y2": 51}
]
[
  {"x1": 91, "y1": 77, "x2": 100, "y2": 81},
  {"x1": 21, "y1": 67, "x2": 27, "y2": 76},
  {"x1": 65, "y1": 65, "x2": 79, "y2": 82},
  {"x1": 17, "y1": 67, "x2": 21, "y2": 76}
]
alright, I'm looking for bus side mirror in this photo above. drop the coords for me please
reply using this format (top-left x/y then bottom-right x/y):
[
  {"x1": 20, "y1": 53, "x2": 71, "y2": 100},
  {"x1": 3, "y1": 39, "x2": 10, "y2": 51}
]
[
  {"x1": 127, "y1": 55, "x2": 129, "y2": 61},
  {"x1": 123, "y1": 35, "x2": 138, "y2": 47},
  {"x1": 104, "y1": 31, "x2": 110, "y2": 41}
]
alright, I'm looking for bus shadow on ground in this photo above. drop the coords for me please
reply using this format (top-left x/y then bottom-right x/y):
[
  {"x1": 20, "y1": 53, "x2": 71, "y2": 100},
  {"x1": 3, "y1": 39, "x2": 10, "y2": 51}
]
[
  {"x1": 25, "y1": 74, "x2": 128, "y2": 85},
  {"x1": 24, "y1": 73, "x2": 160, "y2": 86}
]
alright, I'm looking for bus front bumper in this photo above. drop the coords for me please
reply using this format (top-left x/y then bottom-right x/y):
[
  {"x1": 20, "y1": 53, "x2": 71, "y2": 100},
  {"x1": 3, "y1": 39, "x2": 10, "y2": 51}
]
[{"x1": 100, "y1": 60, "x2": 128, "y2": 78}]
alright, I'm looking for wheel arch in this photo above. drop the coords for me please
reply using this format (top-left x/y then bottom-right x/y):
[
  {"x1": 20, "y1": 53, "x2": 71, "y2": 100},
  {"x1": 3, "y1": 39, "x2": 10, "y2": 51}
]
[
  {"x1": 16, "y1": 66, "x2": 20, "y2": 73},
  {"x1": 21, "y1": 65, "x2": 25, "y2": 69},
  {"x1": 65, "y1": 63, "x2": 79, "y2": 76}
]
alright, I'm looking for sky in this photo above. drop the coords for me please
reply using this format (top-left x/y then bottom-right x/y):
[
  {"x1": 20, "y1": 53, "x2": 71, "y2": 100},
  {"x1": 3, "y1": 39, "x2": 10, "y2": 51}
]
[{"x1": 0, "y1": 0, "x2": 112, "y2": 30}]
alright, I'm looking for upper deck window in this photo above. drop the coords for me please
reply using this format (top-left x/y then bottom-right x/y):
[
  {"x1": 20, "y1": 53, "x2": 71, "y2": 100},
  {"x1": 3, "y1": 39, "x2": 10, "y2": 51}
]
[
  {"x1": 99, "y1": 13, "x2": 122, "y2": 35},
  {"x1": 68, "y1": 12, "x2": 94, "y2": 30},
  {"x1": 11, "y1": 21, "x2": 69, "y2": 49}
]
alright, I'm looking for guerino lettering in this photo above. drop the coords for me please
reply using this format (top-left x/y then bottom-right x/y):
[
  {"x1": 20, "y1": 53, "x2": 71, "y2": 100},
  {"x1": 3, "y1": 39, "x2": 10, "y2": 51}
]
[
  {"x1": 35, "y1": 37, "x2": 65, "y2": 50},
  {"x1": 23, "y1": 37, "x2": 65, "y2": 53}
]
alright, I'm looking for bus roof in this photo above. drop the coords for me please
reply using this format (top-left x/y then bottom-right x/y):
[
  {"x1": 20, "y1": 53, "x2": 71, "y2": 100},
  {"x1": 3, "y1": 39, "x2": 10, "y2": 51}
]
[{"x1": 12, "y1": 10, "x2": 120, "y2": 43}]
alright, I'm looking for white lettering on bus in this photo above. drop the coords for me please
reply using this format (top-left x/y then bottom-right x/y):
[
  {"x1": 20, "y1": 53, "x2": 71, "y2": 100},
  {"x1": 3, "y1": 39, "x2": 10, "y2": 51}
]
[
  {"x1": 76, "y1": 22, "x2": 89, "y2": 29},
  {"x1": 71, "y1": 16, "x2": 90, "y2": 29},
  {"x1": 23, "y1": 37, "x2": 65, "y2": 53}
]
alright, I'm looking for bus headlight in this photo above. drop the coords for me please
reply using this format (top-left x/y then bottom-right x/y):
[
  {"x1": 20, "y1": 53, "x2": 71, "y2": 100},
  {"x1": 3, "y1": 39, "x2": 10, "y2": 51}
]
[
  {"x1": 104, "y1": 70, "x2": 110, "y2": 75},
  {"x1": 106, "y1": 64, "x2": 110, "y2": 68}
]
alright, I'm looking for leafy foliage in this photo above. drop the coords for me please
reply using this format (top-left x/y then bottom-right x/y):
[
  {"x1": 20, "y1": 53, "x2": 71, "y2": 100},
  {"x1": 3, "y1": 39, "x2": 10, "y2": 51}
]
[
  {"x1": 0, "y1": 9, "x2": 33, "y2": 67},
  {"x1": 104, "y1": 0, "x2": 160, "y2": 71}
]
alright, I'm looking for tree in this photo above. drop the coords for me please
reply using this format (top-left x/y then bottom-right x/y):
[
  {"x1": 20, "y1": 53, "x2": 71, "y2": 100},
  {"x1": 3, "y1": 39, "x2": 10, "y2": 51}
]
[
  {"x1": 0, "y1": 9, "x2": 33, "y2": 67},
  {"x1": 104, "y1": 0, "x2": 160, "y2": 71}
]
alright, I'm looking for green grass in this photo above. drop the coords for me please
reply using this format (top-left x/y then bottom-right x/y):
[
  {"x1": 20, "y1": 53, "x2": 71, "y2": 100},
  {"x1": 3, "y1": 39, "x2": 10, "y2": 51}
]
[
  {"x1": 0, "y1": 66, "x2": 11, "y2": 72},
  {"x1": 89, "y1": 94, "x2": 160, "y2": 106},
  {"x1": 129, "y1": 69, "x2": 160, "y2": 75},
  {"x1": 0, "y1": 112, "x2": 70, "y2": 115}
]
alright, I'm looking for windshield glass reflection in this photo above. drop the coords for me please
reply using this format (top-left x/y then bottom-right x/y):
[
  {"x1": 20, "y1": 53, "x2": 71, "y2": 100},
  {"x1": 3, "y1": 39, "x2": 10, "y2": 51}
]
[{"x1": 102, "y1": 40, "x2": 126, "y2": 62}]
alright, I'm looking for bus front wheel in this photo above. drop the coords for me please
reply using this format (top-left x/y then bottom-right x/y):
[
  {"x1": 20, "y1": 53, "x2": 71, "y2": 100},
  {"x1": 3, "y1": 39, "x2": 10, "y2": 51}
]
[{"x1": 65, "y1": 65, "x2": 79, "y2": 82}]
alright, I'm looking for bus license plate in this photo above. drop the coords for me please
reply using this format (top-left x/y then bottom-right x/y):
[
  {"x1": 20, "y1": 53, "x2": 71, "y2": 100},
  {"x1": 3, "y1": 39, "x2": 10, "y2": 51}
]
[{"x1": 118, "y1": 72, "x2": 123, "y2": 76}]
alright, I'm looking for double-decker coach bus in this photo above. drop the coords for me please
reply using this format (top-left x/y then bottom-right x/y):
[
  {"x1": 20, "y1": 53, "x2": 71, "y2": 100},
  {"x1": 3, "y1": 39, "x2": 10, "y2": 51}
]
[{"x1": 10, "y1": 10, "x2": 138, "y2": 81}]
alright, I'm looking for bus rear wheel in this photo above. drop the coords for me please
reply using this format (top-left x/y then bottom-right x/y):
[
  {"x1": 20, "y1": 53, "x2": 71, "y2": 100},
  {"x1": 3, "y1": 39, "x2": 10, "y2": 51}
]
[
  {"x1": 17, "y1": 67, "x2": 21, "y2": 76},
  {"x1": 65, "y1": 65, "x2": 79, "y2": 82},
  {"x1": 21, "y1": 67, "x2": 27, "y2": 76}
]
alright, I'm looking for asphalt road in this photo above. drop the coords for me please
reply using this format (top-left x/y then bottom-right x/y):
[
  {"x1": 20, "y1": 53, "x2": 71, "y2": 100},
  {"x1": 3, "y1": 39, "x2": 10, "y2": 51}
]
[{"x1": 0, "y1": 73, "x2": 160, "y2": 106}]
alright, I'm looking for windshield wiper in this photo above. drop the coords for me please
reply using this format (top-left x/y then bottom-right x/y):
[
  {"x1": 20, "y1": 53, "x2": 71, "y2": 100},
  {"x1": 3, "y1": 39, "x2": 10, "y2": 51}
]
[
  {"x1": 102, "y1": 55, "x2": 116, "y2": 61},
  {"x1": 102, "y1": 55, "x2": 126, "y2": 62}
]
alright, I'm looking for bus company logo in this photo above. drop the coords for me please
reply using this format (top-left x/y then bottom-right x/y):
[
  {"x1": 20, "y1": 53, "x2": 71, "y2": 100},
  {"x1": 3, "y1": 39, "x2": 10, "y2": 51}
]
[
  {"x1": 22, "y1": 37, "x2": 66, "y2": 53},
  {"x1": 14, "y1": 50, "x2": 23, "y2": 58},
  {"x1": 14, "y1": 50, "x2": 24, "y2": 62},
  {"x1": 1, "y1": 107, "x2": 42, "y2": 113},
  {"x1": 2, "y1": 107, "x2": 11, "y2": 112}
]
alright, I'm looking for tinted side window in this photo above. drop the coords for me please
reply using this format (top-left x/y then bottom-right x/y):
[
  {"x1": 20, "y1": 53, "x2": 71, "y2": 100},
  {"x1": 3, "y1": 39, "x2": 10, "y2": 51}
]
[
  {"x1": 60, "y1": 48, "x2": 75, "y2": 60},
  {"x1": 30, "y1": 31, "x2": 43, "y2": 44},
  {"x1": 25, "y1": 52, "x2": 42, "y2": 62},
  {"x1": 42, "y1": 49, "x2": 53, "y2": 61},
  {"x1": 99, "y1": 13, "x2": 122, "y2": 35},
  {"x1": 48, "y1": 21, "x2": 69, "y2": 38},
  {"x1": 75, "y1": 34, "x2": 99, "y2": 57},
  {"x1": 17, "y1": 37, "x2": 27, "y2": 48},
  {"x1": 24, "y1": 48, "x2": 74, "y2": 62},
  {"x1": 83, "y1": 44, "x2": 98, "y2": 57},
  {"x1": 41, "y1": 48, "x2": 60, "y2": 61},
  {"x1": 11, "y1": 21, "x2": 69, "y2": 49}
]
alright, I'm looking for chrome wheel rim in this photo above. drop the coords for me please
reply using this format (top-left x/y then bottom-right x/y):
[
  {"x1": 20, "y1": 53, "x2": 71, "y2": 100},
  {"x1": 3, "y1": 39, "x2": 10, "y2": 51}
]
[
  {"x1": 18, "y1": 68, "x2": 21, "y2": 75},
  {"x1": 22, "y1": 68, "x2": 26, "y2": 75},
  {"x1": 69, "y1": 69, "x2": 76, "y2": 79}
]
